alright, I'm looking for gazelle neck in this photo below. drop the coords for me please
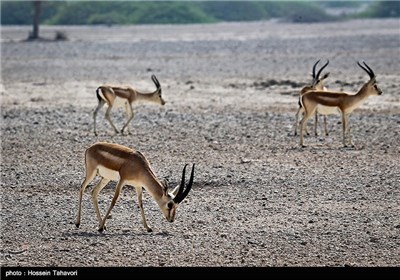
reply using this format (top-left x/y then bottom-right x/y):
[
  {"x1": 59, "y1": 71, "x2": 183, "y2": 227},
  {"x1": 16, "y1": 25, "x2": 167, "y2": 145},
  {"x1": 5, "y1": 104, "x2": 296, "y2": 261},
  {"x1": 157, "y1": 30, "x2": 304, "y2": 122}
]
[
  {"x1": 136, "y1": 89, "x2": 158, "y2": 101},
  {"x1": 139, "y1": 168, "x2": 165, "y2": 200},
  {"x1": 354, "y1": 82, "x2": 373, "y2": 99},
  {"x1": 344, "y1": 83, "x2": 372, "y2": 112}
]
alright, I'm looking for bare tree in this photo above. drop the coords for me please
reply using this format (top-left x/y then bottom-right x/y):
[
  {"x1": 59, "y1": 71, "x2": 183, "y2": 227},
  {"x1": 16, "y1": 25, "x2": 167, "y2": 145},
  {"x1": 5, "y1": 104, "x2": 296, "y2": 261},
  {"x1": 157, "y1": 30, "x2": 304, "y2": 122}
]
[{"x1": 29, "y1": 1, "x2": 42, "y2": 40}]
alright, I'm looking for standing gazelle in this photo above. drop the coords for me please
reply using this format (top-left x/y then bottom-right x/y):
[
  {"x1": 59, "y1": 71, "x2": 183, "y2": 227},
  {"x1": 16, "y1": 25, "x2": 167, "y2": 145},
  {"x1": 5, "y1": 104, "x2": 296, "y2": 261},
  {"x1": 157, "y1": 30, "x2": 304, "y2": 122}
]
[
  {"x1": 75, "y1": 142, "x2": 195, "y2": 232},
  {"x1": 299, "y1": 61, "x2": 382, "y2": 147},
  {"x1": 93, "y1": 74, "x2": 166, "y2": 136},
  {"x1": 293, "y1": 59, "x2": 331, "y2": 136}
]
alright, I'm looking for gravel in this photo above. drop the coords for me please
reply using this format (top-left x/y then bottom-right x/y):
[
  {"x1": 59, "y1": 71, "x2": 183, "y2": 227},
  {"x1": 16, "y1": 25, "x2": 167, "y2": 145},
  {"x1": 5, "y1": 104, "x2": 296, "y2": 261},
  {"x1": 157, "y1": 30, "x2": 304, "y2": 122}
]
[{"x1": 1, "y1": 19, "x2": 399, "y2": 267}]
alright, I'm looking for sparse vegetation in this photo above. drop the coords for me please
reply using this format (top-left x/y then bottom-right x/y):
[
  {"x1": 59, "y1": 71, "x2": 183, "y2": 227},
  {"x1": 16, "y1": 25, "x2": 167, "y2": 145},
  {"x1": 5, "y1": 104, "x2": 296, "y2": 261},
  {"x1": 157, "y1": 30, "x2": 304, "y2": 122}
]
[
  {"x1": 1, "y1": 1, "x2": 396, "y2": 26},
  {"x1": 360, "y1": 1, "x2": 400, "y2": 18}
]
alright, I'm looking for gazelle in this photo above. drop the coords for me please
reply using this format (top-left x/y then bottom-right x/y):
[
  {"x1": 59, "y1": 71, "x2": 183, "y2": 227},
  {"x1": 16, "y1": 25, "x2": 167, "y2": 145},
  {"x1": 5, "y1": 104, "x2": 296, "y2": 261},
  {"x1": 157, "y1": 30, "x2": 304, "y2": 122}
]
[
  {"x1": 75, "y1": 141, "x2": 195, "y2": 232},
  {"x1": 299, "y1": 61, "x2": 382, "y2": 147},
  {"x1": 293, "y1": 59, "x2": 331, "y2": 136},
  {"x1": 93, "y1": 74, "x2": 166, "y2": 136}
]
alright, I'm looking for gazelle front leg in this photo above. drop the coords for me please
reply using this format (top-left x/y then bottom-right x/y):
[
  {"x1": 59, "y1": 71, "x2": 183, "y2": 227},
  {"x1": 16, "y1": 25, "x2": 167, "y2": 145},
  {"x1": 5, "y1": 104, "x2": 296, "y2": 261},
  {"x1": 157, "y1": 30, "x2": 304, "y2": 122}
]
[
  {"x1": 75, "y1": 170, "x2": 97, "y2": 228},
  {"x1": 323, "y1": 115, "x2": 329, "y2": 136},
  {"x1": 91, "y1": 177, "x2": 110, "y2": 227},
  {"x1": 121, "y1": 103, "x2": 134, "y2": 135},
  {"x1": 341, "y1": 113, "x2": 354, "y2": 147},
  {"x1": 343, "y1": 113, "x2": 354, "y2": 147},
  {"x1": 98, "y1": 180, "x2": 125, "y2": 232},
  {"x1": 315, "y1": 114, "x2": 329, "y2": 136},
  {"x1": 135, "y1": 185, "x2": 152, "y2": 232}
]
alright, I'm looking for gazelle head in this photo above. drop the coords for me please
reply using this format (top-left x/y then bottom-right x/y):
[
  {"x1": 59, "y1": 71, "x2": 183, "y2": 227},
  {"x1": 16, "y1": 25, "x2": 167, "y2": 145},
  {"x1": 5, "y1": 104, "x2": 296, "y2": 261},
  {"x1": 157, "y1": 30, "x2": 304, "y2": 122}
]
[
  {"x1": 357, "y1": 61, "x2": 382, "y2": 96},
  {"x1": 157, "y1": 164, "x2": 195, "y2": 223},
  {"x1": 311, "y1": 59, "x2": 330, "y2": 90},
  {"x1": 151, "y1": 74, "x2": 166, "y2": 105}
]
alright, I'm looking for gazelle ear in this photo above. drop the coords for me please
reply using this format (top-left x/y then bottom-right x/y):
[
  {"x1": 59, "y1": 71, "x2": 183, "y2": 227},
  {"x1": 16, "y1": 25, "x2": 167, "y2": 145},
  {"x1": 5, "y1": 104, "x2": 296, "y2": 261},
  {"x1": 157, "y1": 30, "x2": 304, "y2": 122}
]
[
  {"x1": 321, "y1": 72, "x2": 330, "y2": 79},
  {"x1": 369, "y1": 77, "x2": 376, "y2": 85},
  {"x1": 160, "y1": 178, "x2": 169, "y2": 190},
  {"x1": 170, "y1": 184, "x2": 181, "y2": 198}
]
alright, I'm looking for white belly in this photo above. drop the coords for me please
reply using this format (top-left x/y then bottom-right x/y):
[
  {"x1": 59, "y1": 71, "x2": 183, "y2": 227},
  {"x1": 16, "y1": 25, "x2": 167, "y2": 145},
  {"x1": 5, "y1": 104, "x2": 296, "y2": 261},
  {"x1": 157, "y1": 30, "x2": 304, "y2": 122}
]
[
  {"x1": 97, "y1": 165, "x2": 120, "y2": 181},
  {"x1": 96, "y1": 165, "x2": 138, "y2": 186},
  {"x1": 316, "y1": 105, "x2": 341, "y2": 115},
  {"x1": 112, "y1": 96, "x2": 128, "y2": 108}
]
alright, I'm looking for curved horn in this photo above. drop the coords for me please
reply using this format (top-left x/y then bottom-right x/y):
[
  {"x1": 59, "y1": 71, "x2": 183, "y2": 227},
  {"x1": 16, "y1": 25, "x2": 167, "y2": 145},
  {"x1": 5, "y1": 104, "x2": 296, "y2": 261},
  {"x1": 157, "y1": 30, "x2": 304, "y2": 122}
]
[
  {"x1": 315, "y1": 59, "x2": 329, "y2": 80},
  {"x1": 357, "y1": 61, "x2": 375, "y2": 79},
  {"x1": 180, "y1": 163, "x2": 194, "y2": 201},
  {"x1": 312, "y1": 59, "x2": 321, "y2": 78},
  {"x1": 174, "y1": 164, "x2": 187, "y2": 201},
  {"x1": 173, "y1": 164, "x2": 195, "y2": 204},
  {"x1": 151, "y1": 74, "x2": 161, "y2": 89}
]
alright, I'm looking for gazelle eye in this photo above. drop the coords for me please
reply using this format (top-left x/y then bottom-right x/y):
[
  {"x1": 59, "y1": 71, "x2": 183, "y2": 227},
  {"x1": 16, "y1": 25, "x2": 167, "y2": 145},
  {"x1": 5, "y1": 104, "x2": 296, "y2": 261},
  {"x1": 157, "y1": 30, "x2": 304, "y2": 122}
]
[{"x1": 167, "y1": 201, "x2": 174, "y2": 210}]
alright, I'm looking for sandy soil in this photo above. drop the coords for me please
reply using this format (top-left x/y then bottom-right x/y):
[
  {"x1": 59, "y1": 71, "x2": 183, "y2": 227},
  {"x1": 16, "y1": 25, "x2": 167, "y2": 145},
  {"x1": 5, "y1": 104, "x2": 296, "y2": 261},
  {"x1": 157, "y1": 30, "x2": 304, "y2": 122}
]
[{"x1": 1, "y1": 19, "x2": 400, "y2": 267}]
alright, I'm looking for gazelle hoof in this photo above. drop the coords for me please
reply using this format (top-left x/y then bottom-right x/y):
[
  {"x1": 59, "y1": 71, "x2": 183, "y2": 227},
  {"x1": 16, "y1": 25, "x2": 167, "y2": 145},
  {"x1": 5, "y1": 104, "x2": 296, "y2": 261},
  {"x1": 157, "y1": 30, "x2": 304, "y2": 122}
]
[{"x1": 98, "y1": 224, "x2": 107, "y2": 232}]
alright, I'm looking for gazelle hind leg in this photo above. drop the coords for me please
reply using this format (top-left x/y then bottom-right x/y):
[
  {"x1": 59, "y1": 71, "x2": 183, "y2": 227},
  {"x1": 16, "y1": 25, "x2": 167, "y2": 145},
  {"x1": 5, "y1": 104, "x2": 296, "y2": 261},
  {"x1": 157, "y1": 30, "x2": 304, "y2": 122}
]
[
  {"x1": 98, "y1": 180, "x2": 125, "y2": 232},
  {"x1": 314, "y1": 112, "x2": 319, "y2": 136},
  {"x1": 105, "y1": 106, "x2": 120, "y2": 134},
  {"x1": 93, "y1": 100, "x2": 105, "y2": 136},
  {"x1": 299, "y1": 107, "x2": 316, "y2": 147},
  {"x1": 293, "y1": 106, "x2": 302, "y2": 136}
]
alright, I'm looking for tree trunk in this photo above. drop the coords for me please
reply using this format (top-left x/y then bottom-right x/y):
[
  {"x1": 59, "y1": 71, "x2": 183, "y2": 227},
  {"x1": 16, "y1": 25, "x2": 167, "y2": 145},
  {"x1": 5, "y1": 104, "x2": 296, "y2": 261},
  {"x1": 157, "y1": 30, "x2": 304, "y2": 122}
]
[{"x1": 31, "y1": 1, "x2": 42, "y2": 39}]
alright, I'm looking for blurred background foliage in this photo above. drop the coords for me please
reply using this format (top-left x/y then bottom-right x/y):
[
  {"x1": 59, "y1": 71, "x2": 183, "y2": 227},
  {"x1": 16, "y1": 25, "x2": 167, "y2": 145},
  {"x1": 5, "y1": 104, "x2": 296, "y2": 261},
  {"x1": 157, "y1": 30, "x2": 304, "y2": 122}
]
[{"x1": 1, "y1": 1, "x2": 399, "y2": 25}]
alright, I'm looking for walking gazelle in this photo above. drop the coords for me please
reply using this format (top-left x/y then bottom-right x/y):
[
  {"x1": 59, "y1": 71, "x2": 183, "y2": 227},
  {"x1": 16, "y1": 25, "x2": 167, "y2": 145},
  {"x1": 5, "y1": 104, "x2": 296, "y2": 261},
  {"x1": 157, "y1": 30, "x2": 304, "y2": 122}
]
[
  {"x1": 299, "y1": 61, "x2": 382, "y2": 147},
  {"x1": 93, "y1": 74, "x2": 166, "y2": 136},
  {"x1": 75, "y1": 142, "x2": 195, "y2": 232}
]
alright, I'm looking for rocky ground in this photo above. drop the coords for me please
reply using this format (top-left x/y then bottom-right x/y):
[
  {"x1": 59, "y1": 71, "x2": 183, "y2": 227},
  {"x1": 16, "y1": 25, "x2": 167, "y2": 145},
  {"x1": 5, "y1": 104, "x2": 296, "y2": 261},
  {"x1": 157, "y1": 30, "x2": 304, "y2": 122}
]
[{"x1": 1, "y1": 19, "x2": 399, "y2": 267}]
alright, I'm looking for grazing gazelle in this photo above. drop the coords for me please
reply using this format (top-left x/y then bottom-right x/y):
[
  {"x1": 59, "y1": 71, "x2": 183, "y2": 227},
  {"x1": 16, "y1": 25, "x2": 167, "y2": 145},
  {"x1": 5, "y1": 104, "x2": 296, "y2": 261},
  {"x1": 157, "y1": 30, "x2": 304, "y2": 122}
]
[
  {"x1": 294, "y1": 59, "x2": 331, "y2": 136},
  {"x1": 75, "y1": 141, "x2": 195, "y2": 232},
  {"x1": 93, "y1": 74, "x2": 166, "y2": 136},
  {"x1": 299, "y1": 61, "x2": 382, "y2": 147}
]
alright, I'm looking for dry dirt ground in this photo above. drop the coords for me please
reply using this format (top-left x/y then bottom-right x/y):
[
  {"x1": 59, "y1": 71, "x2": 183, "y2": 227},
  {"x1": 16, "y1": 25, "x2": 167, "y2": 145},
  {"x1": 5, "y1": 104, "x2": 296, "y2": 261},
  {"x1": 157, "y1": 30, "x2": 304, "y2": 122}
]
[{"x1": 1, "y1": 19, "x2": 400, "y2": 267}]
